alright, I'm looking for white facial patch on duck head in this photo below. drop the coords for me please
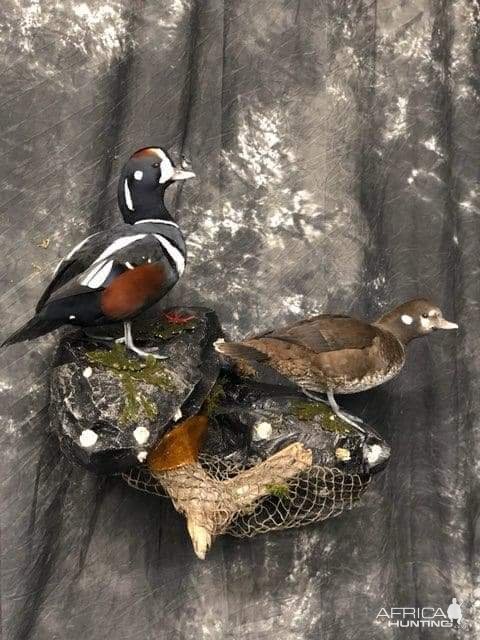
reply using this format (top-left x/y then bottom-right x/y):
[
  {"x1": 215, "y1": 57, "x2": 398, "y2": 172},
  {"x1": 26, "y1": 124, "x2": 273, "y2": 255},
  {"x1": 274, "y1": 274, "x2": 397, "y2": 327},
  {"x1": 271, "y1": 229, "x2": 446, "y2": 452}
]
[
  {"x1": 124, "y1": 178, "x2": 134, "y2": 211},
  {"x1": 420, "y1": 315, "x2": 431, "y2": 330},
  {"x1": 151, "y1": 148, "x2": 175, "y2": 184},
  {"x1": 134, "y1": 170, "x2": 143, "y2": 181},
  {"x1": 401, "y1": 314, "x2": 413, "y2": 325}
]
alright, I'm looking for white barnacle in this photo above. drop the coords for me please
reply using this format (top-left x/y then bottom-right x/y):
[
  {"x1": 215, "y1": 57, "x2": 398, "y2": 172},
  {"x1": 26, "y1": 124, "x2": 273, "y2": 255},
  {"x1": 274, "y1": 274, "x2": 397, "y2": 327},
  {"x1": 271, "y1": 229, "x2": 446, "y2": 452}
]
[
  {"x1": 252, "y1": 421, "x2": 272, "y2": 441},
  {"x1": 69, "y1": 315, "x2": 76, "y2": 320},
  {"x1": 82, "y1": 366, "x2": 93, "y2": 379},
  {"x1": 133, "y1": 426, "x2": 150, "y2": 445},
  {"x1": 79, "y1": 429, "x2": 98, "y2": 448},
  {"x1": 174, "y1": 408, "x2": 183, "y2": 422},
  {"x1": 366, "y1": 444, "x2": 383, "y2": 465},
  {"x1": 335, "y1": 447, "x2": 351, "y2": 461},
  {"x1": 137, "y1": 450, "x2": 148, "y2": 463}
]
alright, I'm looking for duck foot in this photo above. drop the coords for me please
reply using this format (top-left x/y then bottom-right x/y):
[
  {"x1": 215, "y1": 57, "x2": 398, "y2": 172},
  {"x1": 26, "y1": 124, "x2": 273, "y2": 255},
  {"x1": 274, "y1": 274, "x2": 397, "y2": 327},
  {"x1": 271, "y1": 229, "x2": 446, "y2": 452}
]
[
  {"x1": 123, "y1": 321, "x2": 168, "y2": 360},
  {"x1": 163, "y1": 310, "x2": 196, "y2": 325}
]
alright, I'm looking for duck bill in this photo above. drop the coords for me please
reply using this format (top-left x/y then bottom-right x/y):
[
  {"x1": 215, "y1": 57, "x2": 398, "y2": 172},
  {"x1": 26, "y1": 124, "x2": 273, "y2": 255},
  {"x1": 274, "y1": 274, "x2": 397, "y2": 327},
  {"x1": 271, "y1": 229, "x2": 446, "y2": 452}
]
[
  {"x1": 436, "y1": 318, "x2": 458, "y2": 330},
  {"x1": 171, "y1": 168, "x2": 196, "y2": 181}
]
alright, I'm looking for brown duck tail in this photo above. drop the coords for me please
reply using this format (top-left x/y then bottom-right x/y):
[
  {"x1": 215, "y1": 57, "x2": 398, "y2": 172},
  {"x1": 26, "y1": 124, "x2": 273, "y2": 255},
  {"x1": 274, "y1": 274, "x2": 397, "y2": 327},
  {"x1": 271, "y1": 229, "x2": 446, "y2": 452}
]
[{"x1": 213, "y1": 339, "x2": 268, "y2": 364}]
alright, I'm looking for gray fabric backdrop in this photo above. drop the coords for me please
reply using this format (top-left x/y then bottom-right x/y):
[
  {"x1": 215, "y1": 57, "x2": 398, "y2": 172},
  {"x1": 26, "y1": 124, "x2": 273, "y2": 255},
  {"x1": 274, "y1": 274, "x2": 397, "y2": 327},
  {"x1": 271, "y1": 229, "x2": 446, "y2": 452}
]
[{"x1": 1, "y1": 1, "x2": 478, "y2": 638}]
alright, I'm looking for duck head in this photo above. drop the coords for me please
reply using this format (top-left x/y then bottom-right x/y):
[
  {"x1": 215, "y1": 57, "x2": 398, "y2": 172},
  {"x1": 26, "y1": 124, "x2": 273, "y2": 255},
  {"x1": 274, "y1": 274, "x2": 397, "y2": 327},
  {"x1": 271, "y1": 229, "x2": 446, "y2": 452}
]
[
  {"x1": 118, "y1": 146, "x2": 195, "y2": 224},
  {"x1": 376, "y1": 298, "x2": 458, "y2": 343}
]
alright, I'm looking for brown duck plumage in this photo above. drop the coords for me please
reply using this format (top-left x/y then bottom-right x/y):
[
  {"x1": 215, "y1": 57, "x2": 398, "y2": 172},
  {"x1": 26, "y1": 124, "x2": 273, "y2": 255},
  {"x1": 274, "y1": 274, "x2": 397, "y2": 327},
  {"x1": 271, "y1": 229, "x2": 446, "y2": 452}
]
[{"x1": 215, "y1": 299, "x2": 458, "y2": 431}]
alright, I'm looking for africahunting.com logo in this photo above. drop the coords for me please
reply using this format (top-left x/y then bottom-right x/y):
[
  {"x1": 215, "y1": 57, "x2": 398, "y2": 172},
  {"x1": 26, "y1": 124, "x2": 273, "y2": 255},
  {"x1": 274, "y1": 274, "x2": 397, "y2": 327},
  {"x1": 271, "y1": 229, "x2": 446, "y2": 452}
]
[{"x1": 376, "y1": 598, "x2": 462, "y2": 628}]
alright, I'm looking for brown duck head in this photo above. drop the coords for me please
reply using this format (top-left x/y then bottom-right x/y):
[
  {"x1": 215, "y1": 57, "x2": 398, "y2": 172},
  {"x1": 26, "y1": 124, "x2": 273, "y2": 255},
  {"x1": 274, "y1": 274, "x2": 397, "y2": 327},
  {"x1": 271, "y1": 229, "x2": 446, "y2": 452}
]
[{"x1": 376, "y1": 299, "x2": 458, "y2": 344}]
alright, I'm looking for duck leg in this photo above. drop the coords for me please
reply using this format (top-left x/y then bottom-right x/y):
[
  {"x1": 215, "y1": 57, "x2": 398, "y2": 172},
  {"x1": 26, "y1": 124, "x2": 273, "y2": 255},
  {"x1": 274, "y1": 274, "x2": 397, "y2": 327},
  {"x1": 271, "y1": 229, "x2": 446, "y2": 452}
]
[
  {"x1": 123, "y1": 321, "x2": 168, "y2": 360},
  {"x1": 83, "y1": 329, "x2": 116, "y2": 343},
  {"x1": 326, "y1": 390, "x2": 366, "y2": 435},
  {"x1": 303, "y1": 389, "x2": 366, "y2": 435}
]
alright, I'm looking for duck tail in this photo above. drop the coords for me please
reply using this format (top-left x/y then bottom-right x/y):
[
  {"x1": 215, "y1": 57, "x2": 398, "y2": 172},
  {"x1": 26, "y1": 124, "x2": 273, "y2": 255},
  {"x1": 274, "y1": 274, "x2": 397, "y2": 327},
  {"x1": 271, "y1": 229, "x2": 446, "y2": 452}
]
[
  {"x1": 213, "y1": 339, "x2": 268, "y2": 364},
  {"x1": 1, "y1": 315, "x2": 62, "y2": 347}
]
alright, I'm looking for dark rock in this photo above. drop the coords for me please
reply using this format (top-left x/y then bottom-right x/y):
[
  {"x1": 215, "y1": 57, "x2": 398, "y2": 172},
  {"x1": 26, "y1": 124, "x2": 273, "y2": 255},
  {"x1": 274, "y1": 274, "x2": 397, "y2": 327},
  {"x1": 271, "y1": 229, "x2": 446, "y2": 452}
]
[
  {"x1": 49, "y1": 307, "x2": 223, "y2": 473},
  {"x1": 123, "y1": 375, "x2": 390, "y2": 543},
  {"x1": 50, "y1": 303, "x2": 390, "y2": 483},
  {"x1": 202, "y1": 377, "x2": 390, "y2": 477}
]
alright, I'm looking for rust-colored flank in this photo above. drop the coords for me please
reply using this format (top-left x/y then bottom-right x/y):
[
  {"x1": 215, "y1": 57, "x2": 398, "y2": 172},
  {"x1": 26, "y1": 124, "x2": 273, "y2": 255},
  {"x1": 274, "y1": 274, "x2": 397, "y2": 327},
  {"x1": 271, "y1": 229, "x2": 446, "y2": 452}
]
[
  {"x1": 101, "y1": 263, "x2": 165, "y2": 320},
  {"x1": 147, "y1": 415, "x2": 209, "y2": 472}
]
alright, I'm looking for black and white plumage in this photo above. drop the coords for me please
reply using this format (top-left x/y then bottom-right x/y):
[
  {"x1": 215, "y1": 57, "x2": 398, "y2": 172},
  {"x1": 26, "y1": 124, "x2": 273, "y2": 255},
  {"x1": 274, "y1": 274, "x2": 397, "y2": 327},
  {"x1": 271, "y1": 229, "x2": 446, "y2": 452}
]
[{"x1": 2, "y1": 147, "x2": 195, "y2": 358}]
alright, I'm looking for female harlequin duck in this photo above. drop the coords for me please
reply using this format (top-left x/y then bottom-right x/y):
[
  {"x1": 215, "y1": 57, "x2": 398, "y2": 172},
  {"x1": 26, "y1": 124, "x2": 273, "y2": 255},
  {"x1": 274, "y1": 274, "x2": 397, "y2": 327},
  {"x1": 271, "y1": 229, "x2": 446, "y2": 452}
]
[
  {"x1": 215, "y1": 299, "x2": 458, "y2": 432},
  {"x1": 2, "y1": 147, "x2": 195, "y2": 358}
]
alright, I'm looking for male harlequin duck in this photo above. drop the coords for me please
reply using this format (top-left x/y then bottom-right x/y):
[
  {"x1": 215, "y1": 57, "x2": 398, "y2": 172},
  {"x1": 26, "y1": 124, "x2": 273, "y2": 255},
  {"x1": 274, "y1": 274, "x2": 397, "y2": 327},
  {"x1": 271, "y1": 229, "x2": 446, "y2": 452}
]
[
  {"x1": 2, "y1": 147, "x2": 195, "y2": 358},
  {"x1": 215, "y1": 299, "x2": 458, "y2": 432}
]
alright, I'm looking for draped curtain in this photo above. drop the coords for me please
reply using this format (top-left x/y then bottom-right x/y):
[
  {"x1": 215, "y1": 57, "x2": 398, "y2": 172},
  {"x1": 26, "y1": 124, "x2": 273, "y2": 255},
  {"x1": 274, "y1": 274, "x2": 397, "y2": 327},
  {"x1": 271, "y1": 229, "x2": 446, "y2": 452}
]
[{"x1": 1, "y1": 1, "x2": 478, "y2": 638}]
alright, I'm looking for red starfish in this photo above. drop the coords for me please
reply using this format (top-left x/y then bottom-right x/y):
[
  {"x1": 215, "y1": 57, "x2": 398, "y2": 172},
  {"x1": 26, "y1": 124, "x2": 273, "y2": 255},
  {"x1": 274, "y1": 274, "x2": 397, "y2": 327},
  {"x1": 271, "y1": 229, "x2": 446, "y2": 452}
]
[{"x1": 163, "y1": 310, "x2": 196, "y2": 325}]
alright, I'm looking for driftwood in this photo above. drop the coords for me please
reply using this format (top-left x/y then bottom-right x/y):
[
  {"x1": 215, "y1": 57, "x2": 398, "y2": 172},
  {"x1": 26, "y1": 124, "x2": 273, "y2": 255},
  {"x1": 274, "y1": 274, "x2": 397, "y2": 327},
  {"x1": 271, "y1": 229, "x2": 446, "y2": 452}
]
[{"x1": 154, "y1": 442, "x2": 313, "y2": 559}]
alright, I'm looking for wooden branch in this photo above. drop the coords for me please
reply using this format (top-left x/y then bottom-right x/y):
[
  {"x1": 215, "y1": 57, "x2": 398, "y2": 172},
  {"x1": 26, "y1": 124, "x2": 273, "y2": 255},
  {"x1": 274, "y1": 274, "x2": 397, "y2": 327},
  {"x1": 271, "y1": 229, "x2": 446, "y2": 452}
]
[{"x1": 154, "y1": 442, "x2": 313, "y2": 559}]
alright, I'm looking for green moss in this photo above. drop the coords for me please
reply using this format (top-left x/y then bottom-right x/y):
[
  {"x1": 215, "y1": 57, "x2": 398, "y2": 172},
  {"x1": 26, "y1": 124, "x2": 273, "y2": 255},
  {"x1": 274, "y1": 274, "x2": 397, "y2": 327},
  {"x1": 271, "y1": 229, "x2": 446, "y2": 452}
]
[
  {"x1": 204, "y1": 378, "x2": 226, "y2": 416},
  {"x1": 266, "y1": 483, "x2": 290, "y2": 498},
  {"x1": 121, "y1": 377, "x2": 158, "y2": 425},
  {"x1": 86, "y1": 343, "x2": 175, "y2": 425},
  {"x1": 289, "y1": 401, "x2": 352, "y2": 434}
]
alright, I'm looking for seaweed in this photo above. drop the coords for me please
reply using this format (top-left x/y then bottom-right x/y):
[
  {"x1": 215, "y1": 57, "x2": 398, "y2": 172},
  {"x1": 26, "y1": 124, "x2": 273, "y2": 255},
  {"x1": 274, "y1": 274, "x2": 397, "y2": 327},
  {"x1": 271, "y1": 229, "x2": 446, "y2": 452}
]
[
  {"x1": 288, "y1": 401, "x2": 352, "y2": 434},
  {"x1": 204, "y1": 377, "x2": 227, "y2": 416},
  {"x1": 86, "y1": 343, "x2": 174, "y2": 424},
  {"x1": 152, "y1": 317, "x2": 198, "y2": 340},
  {"x1": 266, "y1": 483, "x2": 290, "y2": 498}
]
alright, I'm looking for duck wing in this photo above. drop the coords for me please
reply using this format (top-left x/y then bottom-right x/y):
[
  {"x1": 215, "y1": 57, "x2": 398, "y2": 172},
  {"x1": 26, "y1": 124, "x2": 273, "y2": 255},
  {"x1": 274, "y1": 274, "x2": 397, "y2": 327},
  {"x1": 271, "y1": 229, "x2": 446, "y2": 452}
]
[
  {"x1": 35, "y1": 231, "x2": 107, "y2": 312},
  {"x1": 216, "y1": 315, "x2": 385, "y2": 373},
  {"x1": 43, "y1": 232, "x2": 181, "y2": 305},
  {"x1": 258, "y1": 315, "x2": 383, "y2": 353}
]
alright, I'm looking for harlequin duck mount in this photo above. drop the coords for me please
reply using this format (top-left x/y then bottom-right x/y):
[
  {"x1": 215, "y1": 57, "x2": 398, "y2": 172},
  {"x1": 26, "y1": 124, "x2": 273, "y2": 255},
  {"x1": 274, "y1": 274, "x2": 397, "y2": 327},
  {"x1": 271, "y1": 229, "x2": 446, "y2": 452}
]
[
  {"x1": 215, "y1": 299, "x2": 458, "y2": 432},
  {"x1": 1, "y1": 147, "x2": 195, "y2": 359}
]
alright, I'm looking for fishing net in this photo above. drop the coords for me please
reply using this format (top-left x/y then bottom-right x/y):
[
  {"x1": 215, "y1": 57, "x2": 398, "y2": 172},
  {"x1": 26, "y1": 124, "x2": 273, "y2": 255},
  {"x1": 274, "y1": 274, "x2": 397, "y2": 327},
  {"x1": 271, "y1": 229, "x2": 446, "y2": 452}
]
[{"x1": 122, "y1": 443, "x2": 371, "y2": 539}]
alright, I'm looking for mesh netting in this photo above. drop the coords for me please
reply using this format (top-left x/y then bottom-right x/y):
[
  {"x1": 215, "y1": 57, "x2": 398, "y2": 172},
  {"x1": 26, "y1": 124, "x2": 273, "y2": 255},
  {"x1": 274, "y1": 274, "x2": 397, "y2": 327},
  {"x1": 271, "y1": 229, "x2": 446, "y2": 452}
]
[{"x1": 123, "y1": 445, "x2": 371, "y2": 539}]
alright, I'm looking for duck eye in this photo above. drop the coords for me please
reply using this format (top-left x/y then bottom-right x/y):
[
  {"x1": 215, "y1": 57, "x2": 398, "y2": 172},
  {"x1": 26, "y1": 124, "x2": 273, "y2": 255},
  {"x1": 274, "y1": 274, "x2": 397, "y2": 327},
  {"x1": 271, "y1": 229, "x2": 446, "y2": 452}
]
[
  {"x1": 152, "y1": 162, "x2": 160, "y2": 168},
  {"x1": 421, "y1": 313, "x2": 429, "y2": 318}
]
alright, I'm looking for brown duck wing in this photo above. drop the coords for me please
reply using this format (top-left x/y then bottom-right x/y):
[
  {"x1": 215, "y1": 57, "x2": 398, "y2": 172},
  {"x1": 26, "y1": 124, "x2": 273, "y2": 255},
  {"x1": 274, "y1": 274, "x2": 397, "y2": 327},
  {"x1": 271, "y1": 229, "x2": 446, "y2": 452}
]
[
  {"x1": 257, "y1": 315, "x2": 382, "y2": 353},
  {"x1": 217, "y1": 316, "x2": 384, "y2": 377}
]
